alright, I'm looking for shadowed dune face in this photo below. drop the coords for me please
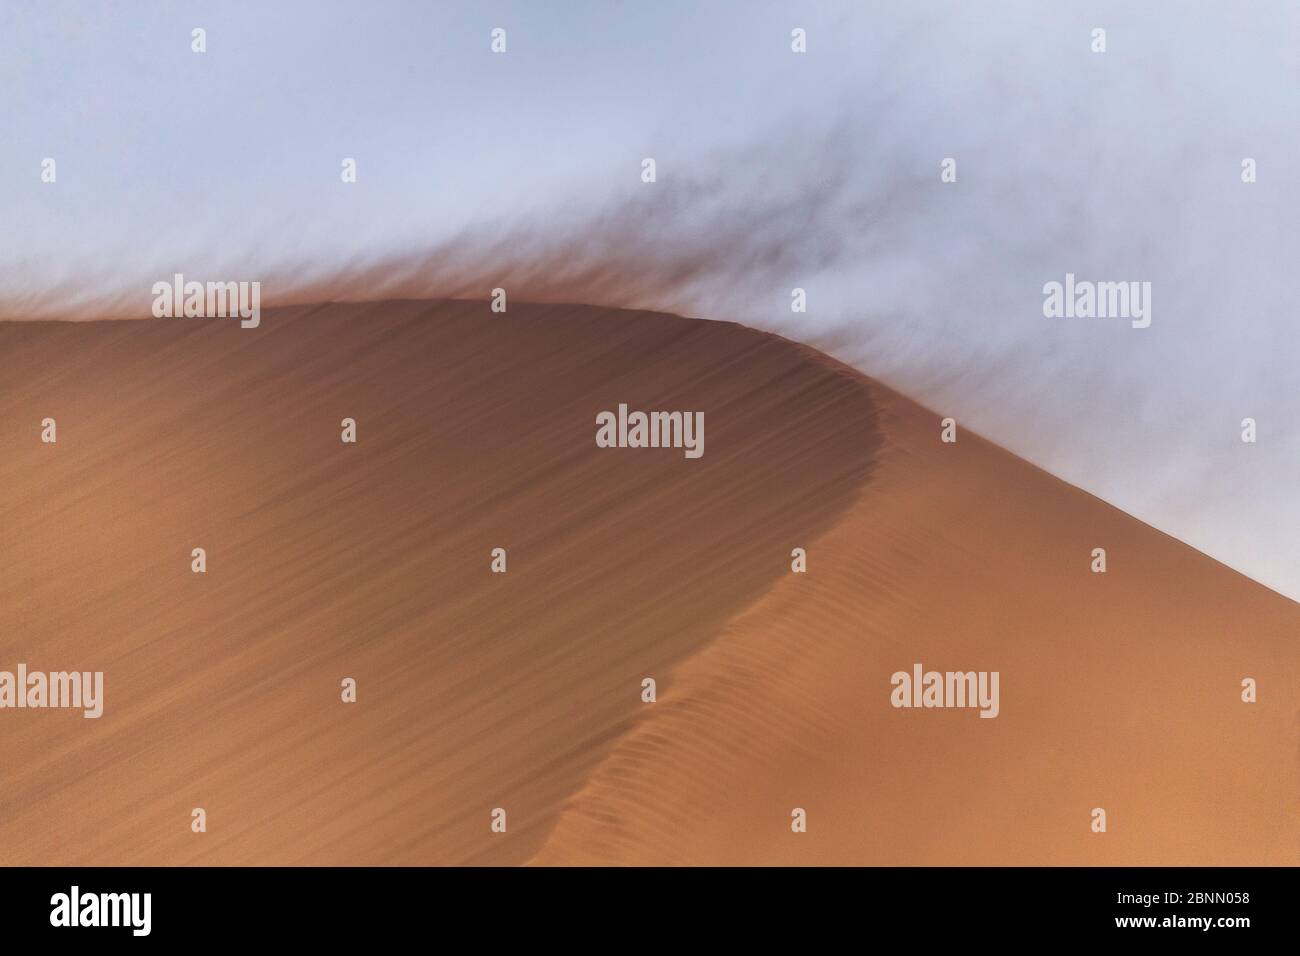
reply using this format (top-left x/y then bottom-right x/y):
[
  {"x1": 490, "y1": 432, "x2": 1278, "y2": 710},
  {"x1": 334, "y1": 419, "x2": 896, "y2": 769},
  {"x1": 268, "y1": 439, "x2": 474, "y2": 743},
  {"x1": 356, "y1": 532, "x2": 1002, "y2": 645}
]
[
  {"x1": 1, "y1": 301, "x2": 1295, "y2": 866},
  {"x1": 0, "y1": 301, "x2": 879, "y2": 865},
  {"x1": 534, "y1": 385, "x2": 1300, "y2": 866}
]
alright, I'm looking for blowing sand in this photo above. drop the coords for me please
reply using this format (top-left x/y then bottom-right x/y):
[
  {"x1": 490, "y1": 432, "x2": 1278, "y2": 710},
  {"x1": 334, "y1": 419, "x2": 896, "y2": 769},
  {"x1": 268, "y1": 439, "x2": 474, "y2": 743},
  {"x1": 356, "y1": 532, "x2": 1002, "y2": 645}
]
[{"x1": 0, "y1": 301, "x2": 1294, "y2": 865}]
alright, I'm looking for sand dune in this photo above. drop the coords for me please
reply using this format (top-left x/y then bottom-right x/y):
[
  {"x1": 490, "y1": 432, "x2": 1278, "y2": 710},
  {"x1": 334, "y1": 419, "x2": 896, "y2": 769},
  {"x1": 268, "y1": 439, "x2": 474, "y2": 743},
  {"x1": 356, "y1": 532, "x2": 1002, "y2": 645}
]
[{"x1": 0, "y1": 301, "x2": 1294, "y2": 865}]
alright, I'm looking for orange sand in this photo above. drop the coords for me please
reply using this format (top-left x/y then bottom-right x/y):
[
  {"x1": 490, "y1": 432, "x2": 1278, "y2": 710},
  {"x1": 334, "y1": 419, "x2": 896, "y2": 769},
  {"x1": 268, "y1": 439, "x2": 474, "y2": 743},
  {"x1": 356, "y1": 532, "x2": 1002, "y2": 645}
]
[{"x1": 0, "y1": 301, "x2": 1293, "y2": 865}]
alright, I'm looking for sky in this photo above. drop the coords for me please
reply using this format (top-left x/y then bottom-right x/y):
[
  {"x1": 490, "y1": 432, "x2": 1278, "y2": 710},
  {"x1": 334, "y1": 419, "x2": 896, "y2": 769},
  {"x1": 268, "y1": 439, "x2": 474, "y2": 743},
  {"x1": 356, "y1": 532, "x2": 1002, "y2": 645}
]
[{"x1": 3, "y1": 0, "x2": 1298, "y2": 599}]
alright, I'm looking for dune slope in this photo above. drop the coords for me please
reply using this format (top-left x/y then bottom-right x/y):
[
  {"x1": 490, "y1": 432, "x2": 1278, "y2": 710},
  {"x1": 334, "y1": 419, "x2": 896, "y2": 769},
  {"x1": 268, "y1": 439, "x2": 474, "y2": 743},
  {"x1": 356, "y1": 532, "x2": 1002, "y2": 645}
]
[
  {"x1": 0, "y1": 301, "x2": 1294, "y2": 866},
  {"x1": 534, "y1": 357, "x2": 1300, "y2": 865},
  {"x1": 0, "y1": 301, "x2": 878, "y2": 864}
]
